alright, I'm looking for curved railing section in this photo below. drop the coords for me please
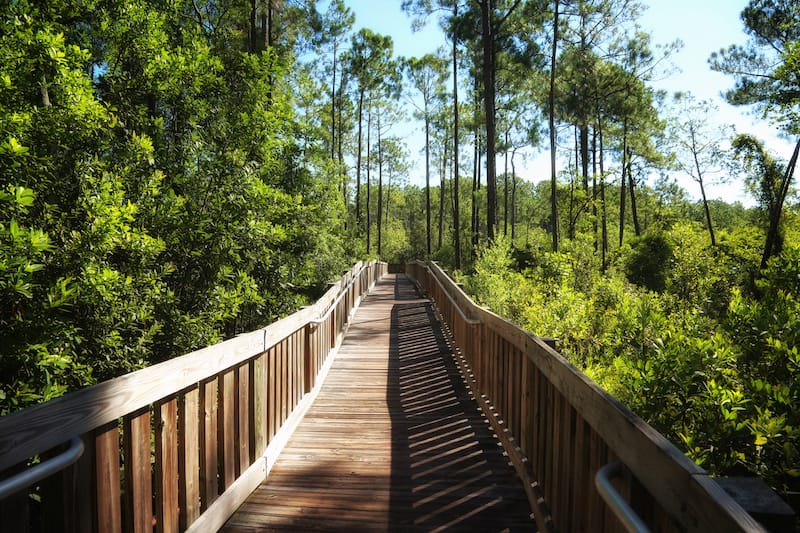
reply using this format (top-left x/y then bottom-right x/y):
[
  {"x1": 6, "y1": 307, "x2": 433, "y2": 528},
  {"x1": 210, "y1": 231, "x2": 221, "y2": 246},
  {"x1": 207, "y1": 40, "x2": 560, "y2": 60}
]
[
  {"x1": 405, "y1": 260, "x2": 764, "y2": 533},
  {"x1": 0, "y1": 261, "x2": 386, "y2": 533}
]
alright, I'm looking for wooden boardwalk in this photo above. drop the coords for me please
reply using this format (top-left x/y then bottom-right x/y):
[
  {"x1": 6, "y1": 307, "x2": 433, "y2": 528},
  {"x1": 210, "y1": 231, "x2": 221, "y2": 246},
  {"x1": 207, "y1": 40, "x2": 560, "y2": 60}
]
[{"x1": 221, "y1": 274, "x2": 535, "y2": 532}]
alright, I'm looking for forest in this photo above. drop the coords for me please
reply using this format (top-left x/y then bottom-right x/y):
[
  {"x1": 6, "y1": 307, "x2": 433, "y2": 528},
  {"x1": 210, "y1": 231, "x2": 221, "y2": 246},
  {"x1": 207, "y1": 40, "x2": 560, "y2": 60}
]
[{"x1": 1, "y1": 0, "x2": 798, "y2": 506}]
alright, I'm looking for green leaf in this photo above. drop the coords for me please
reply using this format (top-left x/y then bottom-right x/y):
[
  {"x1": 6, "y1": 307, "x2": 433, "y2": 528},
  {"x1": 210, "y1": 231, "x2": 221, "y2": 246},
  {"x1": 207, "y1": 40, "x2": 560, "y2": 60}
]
[{"x1": 6, "y1": 137, "x2": 29, "y2": 155}]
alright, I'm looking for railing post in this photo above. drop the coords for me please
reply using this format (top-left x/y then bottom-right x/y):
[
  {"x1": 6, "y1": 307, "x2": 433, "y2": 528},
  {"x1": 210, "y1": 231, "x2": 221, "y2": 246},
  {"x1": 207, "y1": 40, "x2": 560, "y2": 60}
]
[{"x1": 303, "y1": 324, "x2": 313, "y2": 394}]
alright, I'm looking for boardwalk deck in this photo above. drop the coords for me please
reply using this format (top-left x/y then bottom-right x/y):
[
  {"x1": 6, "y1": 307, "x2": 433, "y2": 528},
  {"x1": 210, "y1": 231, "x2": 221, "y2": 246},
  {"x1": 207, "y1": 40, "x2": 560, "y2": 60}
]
[{"x1": 221, "y1": 274, "x2": 535, "y2": 532}]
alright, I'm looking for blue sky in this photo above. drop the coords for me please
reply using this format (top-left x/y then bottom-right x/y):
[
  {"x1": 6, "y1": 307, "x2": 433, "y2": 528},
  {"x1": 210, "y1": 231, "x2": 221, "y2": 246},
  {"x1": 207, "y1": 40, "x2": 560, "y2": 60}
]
[{"x1": 333, "y1": 0, "x2": 792, "y2": 205}]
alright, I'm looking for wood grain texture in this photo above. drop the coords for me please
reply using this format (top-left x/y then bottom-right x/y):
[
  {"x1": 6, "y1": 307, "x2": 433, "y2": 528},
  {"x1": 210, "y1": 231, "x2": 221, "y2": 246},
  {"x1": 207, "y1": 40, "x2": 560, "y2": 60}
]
[
  {"x1": 178, "y1": 389, "x2": 201, "y2": 530},
  {"x1": 201, "y1": 379, "x2": 219, "y2": 510},
  {"x1": 123, "y1": 409, "x2": 152, "y2": 533},
  {"x1": 156, "y1": 399, "x2": 179, "y2": 533},
  {"x1": 95, "y1": 423, "x2": 122, "y2": 533},
  {"x1": 221, "y1": 275, "x2": 535, "y2": 532}
]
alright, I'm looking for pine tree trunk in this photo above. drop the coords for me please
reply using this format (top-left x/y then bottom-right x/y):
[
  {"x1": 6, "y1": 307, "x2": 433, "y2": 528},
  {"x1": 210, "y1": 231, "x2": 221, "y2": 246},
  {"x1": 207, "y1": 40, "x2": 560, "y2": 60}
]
[
  {"x1": 453, "y1": 1, "x2": 461, "y2": 268},
  {"x1": 761, "y1": 138, "x2": 800, "y2": 268},
  {"x1": 549, "y1": 0, "x2": 560, "y2": 252},
  {"x1": 439, "y1": 134, "x2": 446, "y2": 251},
  {"x1": 504, "y1": 129, "x2": 509, "y2": 236},
  {"x1": 425, "y1": 115, "x2": 431, "y2": 256},
  {"x1": 366, "y1": 106, "x2": 371, "y2": 254},
  {"x1": 481, "y1": 0, "x2": 497, "y2": 241},
  {"x1": 592, "y1": 127, "x2": 598, "y2": 252},
  {"x1": 598, "y1": 118, "x2": 608, "y2": 272},
  {"x1": 628, "y1": 154, "x2": 641, "y2": 236},
  {"x1": 331, "y1": 42, "x2": 337, "y2": 161},
  {"x1": 698, "y1": 179, "x2": 716, "y2": 246},
  {"x1": 377, "y1": 117, "x2": 383, "y2": 257},
  {"x1": 511, "y1": 148, "x2": 517, "y2": 241},
  {"x1": 356, "y1": 90, "x2": 364, "y2": 230},
  {"x1": 580, "y1": 124, "x2": 589, "y2": 192},
  {"x1": 619, "y1": 119, "x2": 627, "y2": 247}
]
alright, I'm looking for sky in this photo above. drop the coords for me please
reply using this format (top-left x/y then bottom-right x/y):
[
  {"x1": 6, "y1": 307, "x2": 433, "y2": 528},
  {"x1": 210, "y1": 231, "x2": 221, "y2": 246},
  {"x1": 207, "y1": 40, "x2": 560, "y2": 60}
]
[{"x1": 333, "y1": 0, "x2": 794, "y2": 206}]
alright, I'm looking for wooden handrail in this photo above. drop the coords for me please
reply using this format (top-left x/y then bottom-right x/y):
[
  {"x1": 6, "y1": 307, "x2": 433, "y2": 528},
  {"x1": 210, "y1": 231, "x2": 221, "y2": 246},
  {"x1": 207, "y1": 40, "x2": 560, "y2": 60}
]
[
  {"x1": 0, "y1": 260, "x2": 387, "y2": 532},
  {"x1": 406, "y1": 260, "x2": 765, "y2": 533}
]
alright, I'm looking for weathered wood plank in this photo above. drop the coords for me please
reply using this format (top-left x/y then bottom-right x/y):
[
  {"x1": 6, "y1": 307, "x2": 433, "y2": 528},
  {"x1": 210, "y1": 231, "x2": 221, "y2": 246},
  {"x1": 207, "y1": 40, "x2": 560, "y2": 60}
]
[
  {"x1": 237, "y1": 364, "x2": 251, "y2": 475},
  {"x1": 95, "y1": 423, "x2": 122, "y2": 533},
  {"x1": 220, "y1": 371, "x2": 236, "y2": 490},
  {"x1": 200, "y1": 379, "x2": 218, "y2": 510},
  {"x1": 178, "y1": 388, "x2": 200, "y2": 530},
  {"x1": 155, "y1": 398, "x2": 179, "y2": 533},
  {"x1": 123, "y1": 409, "x2": 152, "y2": 533}
]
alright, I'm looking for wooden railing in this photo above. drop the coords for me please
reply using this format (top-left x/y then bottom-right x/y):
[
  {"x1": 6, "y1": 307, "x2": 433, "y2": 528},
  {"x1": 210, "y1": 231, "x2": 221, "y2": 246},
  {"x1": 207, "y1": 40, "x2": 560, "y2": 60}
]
[
  {"x1": 405, "y1": 261, "x2": 765, "y2": 533},
  {"x1": 0, "y1": 261, "x2": 387, "y2": 533}
]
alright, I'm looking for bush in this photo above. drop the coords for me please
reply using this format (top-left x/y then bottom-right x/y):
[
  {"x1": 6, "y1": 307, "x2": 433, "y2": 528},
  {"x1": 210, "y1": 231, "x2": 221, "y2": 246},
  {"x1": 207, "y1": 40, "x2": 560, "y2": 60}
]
[{"x1": 624, "y1": 232, "x2": 673, "y2": 292}]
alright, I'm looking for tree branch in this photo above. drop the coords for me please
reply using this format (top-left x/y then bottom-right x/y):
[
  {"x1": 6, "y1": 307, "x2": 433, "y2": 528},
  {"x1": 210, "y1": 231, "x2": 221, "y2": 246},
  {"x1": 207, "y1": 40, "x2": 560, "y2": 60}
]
[{"x1": 497, "y1": 0, "x2": 523, "y2": 30}]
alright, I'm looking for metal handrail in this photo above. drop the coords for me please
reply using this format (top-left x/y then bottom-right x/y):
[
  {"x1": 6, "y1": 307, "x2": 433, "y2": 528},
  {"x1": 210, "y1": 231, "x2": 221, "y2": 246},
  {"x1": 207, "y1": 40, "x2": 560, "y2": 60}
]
[
  {"x1": 0, "y1": 436, "x2": 84, "y2": 500},
  {"x1": 595, "y1": 462, "x2": 651, "y2": 533}
]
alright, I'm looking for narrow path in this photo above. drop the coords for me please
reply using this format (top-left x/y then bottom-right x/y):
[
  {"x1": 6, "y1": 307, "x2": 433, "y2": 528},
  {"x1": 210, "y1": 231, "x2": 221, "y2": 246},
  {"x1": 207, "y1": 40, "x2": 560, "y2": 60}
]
[{"x1": 222, "y1": 274, "x2": 535, "y2": 532}]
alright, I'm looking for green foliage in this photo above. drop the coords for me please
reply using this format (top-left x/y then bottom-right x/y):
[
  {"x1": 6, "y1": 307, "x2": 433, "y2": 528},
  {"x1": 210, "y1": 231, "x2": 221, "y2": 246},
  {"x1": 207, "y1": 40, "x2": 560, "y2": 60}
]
[
  {"x1": 463, "y1": 221, "x2": 800, "y2": 494},
  {"x1": 623, "y1": 232, "x2": 673, "y2": 292},
  {"x1": 0, "y1": 0, "x2": 352, "y2": 414},
  {"x1": 464, "y1": 236, "x2": 527, "y2": 322}
]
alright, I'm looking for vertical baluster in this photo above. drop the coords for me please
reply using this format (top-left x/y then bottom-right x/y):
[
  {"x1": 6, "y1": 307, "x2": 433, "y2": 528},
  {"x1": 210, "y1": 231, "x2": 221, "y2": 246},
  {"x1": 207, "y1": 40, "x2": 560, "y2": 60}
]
[
  {"x1": 255, "y1": 352, "x2": 268, "y2": 454},
  {"x1": 74, "y1": 432, "x2": 95, "y2": 533},
  {"x1": 220, "y1": 370, "x2": 236, "y2": 490},
  {"x1": 200, "y1": 379, "x2": 218, "y2": 510},
  {"x1": 123, "y1": 408, "x2": 152, "y2": 533},
  {"x1": 96, "y1": 422, "x2": 122, "y2": 533},
  {"x1": 571, "y1": 416, "x2": 589, "y2": 532},
  {"x1": 178, "y1": 388, "x2": 200, "y2": 529},
  {"x1": 558, "y1": 400, "x2": 576, "y2": 531},
  {"x1": 534, "y1": 367, "x2": 546, "y2": 491},
  {"x1": 267, "y1": 346, "x2": 277, "y2": 442},
  {"x1": 280, "y1": 339, "x2": 288, "y2": 425},
  {"x1": 155, "y1": 398, "x2": 178, "y2": 533},
  {"x1": 550, "y1": 391, "x2": 563, "y2": 530},
  {"x1": 304, "y1": 325, "x2": 313, "y2": 394},
  {"x1": 238, "y1": 362, "x2": 252, "y2": 474},
  {"x1": 543, "y1": 379, "x2": 554, "y2": 519}
]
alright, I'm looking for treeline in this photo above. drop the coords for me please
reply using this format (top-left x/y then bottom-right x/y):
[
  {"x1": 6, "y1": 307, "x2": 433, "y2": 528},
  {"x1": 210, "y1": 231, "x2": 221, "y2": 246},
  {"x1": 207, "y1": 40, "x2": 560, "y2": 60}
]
[{"x1": 0, "y1": 1, "x2": 353, "y2": 414}]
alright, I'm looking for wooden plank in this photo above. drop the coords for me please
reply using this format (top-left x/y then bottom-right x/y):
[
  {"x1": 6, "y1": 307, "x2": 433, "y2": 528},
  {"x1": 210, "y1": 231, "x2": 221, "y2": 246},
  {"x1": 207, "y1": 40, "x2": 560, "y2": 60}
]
[
  {"x1": 253, "y1": 354, "x2": 267, "y2": 456},
  {"x1": 303, "y1": 325, "x2": 314, "y2": 393},
  {"x1": 221, "y1": 371, "x2": 236, "y2": 490},
  {"x1": 237, "y1": 364, "x2": 251, "y2": 475},
  {"x1": 571, "y1": 415, "x2": 588, "y2": 533},
  {"x1": 267, "y1": 346, "x2": 276, "y2": 442},
  {"x1": 550, "y1": 388, "x2": 562, "y2": 530},
  {"x1": 72, "y1": 431, "x2": 95, "y2": 533},
  {"x1": 297, "y1": 330, "x2": 305, "y2": 404},
  {"x1": 123, "y1": 409, "x2": 152, "y2": 533},
  {"x1": 200, "y1": 379, "x2": 219, "y2": 510},
  {"x1": 155, "y1": 399, "x2": 179, "y2": 533},
  {"x1": 278, "y1": 339, "x2": 286, "y2": 426},
  {"x1": 95, "y1": 422, "x2": 122, "y2": 533},
  {"x1": 178, "y1": 388, "x2": 200, "y2": 530}
]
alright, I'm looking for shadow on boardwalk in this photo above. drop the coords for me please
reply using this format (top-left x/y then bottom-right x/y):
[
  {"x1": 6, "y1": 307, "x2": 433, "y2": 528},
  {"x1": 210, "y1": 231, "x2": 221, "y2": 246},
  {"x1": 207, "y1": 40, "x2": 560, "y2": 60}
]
[
  {"x1": 221, "y1": 275, "x2": 534, "y2": 532},
  {"x1": 387, "y1": 276, "x2": 533, "y2": 531}
]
